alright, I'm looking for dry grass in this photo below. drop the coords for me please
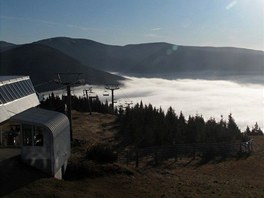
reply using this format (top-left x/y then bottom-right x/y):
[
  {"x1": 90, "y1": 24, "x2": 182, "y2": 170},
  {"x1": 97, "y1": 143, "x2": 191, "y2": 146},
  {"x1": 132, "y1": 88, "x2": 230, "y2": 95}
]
[{"x1": 2, "y1": 111, "x2": 264, "y2": 198}]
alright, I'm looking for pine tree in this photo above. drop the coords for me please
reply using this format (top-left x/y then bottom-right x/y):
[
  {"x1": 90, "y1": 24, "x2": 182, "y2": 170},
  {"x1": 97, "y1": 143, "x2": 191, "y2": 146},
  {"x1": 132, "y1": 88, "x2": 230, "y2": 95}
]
[{"x1": 227, "y1": 114, "x2": 241, "y2": 142}]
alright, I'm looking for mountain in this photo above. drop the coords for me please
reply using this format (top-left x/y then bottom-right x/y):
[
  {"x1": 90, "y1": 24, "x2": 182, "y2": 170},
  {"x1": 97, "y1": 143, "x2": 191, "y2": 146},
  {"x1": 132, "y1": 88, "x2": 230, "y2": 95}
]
[
  {"x1": 0, "y1": 43, "x2": 124, "y2": 92},
  {"x1": 0, "y1": 41, "x2": 17, "y2": 52},
  {"x1": 37, "y1": 37, "x2": 264, "y2": 77},
  {"x1": 1, "y1": 37, "x2": 263, "y2": 90}
]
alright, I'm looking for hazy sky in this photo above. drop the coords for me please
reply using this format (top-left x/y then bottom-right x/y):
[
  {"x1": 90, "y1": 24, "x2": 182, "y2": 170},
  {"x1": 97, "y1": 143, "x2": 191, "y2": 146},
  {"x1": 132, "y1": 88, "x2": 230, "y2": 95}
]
[{"x1": 0, "y1": 0, "x2": 263, "y2": 50}]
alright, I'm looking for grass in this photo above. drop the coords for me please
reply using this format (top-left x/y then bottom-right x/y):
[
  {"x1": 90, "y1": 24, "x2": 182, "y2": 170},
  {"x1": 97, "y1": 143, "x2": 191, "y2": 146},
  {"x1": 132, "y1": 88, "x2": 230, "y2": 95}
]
[{"x1": 2, "y1": 111, "x2": 264, "y2": 197}]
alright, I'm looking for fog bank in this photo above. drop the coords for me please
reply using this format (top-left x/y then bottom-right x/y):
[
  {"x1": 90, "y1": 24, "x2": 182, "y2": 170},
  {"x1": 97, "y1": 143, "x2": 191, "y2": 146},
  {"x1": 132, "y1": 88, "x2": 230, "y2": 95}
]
[
  {"x1": 48, "y1": 76, "x2": 264, "y2": 131},
  {"x1": 114, "y1": 76, "x2": 263, "y2": 130}
]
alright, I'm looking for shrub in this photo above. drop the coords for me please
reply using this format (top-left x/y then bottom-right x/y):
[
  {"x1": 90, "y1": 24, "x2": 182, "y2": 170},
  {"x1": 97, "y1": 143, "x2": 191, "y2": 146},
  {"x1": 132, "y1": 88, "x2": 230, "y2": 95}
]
[{"x1": 86, "y1": 144, "x2": 117, "y2": 163}]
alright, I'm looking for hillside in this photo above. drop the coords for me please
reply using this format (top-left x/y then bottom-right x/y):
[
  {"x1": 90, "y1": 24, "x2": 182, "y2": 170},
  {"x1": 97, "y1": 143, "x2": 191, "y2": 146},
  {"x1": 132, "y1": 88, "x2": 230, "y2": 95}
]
[
  {"x1": 0, "y1": 43, "x2": 124, "y2": 92},
  {"x1": 1, "y1": 111, "x2": 264, "y2": 197},
  {"x1": 37, "y1": 37, "x2": 264, "y2": 77},
  {"x1": 0, "y1": 41, "x2": 17, "y2": 52},
  {"x1": 1, "y1": 37, "x2": 263, "y2": 88}
]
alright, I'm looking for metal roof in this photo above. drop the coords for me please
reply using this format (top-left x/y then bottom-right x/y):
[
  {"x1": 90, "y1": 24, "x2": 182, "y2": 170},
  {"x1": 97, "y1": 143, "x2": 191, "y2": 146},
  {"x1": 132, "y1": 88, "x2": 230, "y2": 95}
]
[{"x1": 11, "y1": 107, "x2": 69, "y2": 138}]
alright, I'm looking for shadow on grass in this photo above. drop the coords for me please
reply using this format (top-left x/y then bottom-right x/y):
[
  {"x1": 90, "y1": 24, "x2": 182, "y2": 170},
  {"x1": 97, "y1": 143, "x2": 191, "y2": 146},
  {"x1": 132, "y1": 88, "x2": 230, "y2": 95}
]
[
  {"x1": 0, "y1": 156, "x2": 47, "y2": 197},
  {"x1": 195, "y1": 152, "x2": 252, "y2": 167},
  {"x1": 64, "y1": 160, "x2": 134, "y2": 181}
]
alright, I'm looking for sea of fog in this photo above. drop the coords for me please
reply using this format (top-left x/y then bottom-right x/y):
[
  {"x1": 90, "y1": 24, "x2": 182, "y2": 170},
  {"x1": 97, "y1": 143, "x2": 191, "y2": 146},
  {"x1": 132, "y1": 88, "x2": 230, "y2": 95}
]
[{"x1": 46, "y1": 76, "x2": 264, "y2": 131}]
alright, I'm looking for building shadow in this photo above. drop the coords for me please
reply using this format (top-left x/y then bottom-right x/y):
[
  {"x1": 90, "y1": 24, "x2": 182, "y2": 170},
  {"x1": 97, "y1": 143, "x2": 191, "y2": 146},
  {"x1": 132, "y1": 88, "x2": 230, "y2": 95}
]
[{"x1": 0, "y1": 155, "x2": 48, "y2": 197}]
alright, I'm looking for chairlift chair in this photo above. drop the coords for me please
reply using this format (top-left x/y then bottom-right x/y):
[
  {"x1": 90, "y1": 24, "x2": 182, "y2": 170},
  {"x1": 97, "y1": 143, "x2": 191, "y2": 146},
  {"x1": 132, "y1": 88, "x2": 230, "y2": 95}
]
[{"x1": 103, "y1": 90, "x2": 109, "y2": 97}]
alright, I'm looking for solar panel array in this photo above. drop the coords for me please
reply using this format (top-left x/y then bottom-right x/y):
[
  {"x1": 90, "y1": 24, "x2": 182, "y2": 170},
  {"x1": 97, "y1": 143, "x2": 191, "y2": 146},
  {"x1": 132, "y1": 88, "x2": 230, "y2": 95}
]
[{"x1": 0, "y1": 79, "x2": 35, "y2": 104}]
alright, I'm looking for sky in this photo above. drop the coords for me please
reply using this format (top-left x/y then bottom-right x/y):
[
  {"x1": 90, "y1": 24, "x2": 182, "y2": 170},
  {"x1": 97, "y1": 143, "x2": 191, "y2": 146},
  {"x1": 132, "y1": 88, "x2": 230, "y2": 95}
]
[{"x1": 0, "y1": 0, "x2": 263, "y2": 50}]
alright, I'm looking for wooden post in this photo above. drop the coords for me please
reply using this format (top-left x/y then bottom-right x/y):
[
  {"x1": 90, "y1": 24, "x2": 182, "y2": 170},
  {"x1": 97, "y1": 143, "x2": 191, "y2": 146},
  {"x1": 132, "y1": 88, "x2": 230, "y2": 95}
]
[
  {"x1": 126, "y1": 150, "x2": 129, "y2": 166},
  {"x1": 154, "y1": 151, "x2": 158, "y2": 166},
  {"x1": 66, "y1": 85, "x2": 73, "y2": 141},
  {"x1": 136, "y1": 150, "x2": 139, "y2": 168},
  {"x1": 174, "y1": 148, "x2": 178, "y2": 162},
  {"x1": 0, "y1": 126, "x2": 2, "y2": 145},
  {"x1": 192, "y1": 145, "x2": 196, "y2": 160}
]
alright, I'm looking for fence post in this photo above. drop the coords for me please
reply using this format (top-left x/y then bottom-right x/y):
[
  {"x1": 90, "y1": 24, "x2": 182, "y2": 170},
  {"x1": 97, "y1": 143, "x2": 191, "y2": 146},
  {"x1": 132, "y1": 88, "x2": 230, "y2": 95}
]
[
  {"x1": 154, "y1": 151, "x2": 158, "y2": 165},
  {"x1": 192, "y1": 144, "x2": 196, "y2": 160},
  {"x1": 126, "y1": 150, "x2": 129, "y2": 166},
  {"x1": 247, "y1": 141, "x2": 252, "y2": 153},
  {"x1": 135, "y1": 150, "x2": 139, "y2": 168},
  {"x1": 174, "y1": 147, "x2": 178, "y2": 162}
]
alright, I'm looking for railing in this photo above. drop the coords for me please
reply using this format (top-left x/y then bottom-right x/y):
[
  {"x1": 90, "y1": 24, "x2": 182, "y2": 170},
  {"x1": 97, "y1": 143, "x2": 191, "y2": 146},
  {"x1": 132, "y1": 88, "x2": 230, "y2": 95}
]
[{"x1": 117, "y1": 139, "x2": 253, "y2": 168}]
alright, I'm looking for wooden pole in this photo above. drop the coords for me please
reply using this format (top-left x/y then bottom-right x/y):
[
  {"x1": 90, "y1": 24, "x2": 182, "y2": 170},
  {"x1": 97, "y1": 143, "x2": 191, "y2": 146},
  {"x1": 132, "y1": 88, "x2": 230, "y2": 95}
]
[
  {"x1": 67, "y1": 85, "x2": 73, "y2": 141},
  {"x1": 136, "y1": 150, "x2": 139, "y2": 168}
]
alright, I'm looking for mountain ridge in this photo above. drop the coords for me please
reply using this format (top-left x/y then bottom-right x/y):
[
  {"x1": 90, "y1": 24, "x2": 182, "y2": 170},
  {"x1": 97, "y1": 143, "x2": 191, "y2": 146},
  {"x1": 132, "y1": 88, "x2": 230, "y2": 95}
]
[
  {"x1": 1, "y1": 37, "x2": 263, "y2": 87},
  {"x1": 0, "y1": 43, "x2": 124, "y2": 92},
  {"x1": 34, "y1": 37, "x2": 264, "y2": 76}
]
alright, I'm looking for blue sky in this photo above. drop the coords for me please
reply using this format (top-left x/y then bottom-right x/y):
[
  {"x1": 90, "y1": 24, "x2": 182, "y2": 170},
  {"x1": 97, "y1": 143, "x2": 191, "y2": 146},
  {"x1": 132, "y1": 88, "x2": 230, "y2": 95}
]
[{"x1": 0, "y1": 0, "x2": 263, "y2": 50}]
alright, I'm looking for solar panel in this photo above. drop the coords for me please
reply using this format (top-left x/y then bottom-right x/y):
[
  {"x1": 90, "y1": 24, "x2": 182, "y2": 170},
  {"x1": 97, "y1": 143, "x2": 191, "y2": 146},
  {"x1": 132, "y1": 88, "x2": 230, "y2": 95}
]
[
  {"x1": 0, "y1": 79, "x2": 35, "y2": 104},
  {"x1": 0, "y1": 76, "x2": 40, "y2": 123}
]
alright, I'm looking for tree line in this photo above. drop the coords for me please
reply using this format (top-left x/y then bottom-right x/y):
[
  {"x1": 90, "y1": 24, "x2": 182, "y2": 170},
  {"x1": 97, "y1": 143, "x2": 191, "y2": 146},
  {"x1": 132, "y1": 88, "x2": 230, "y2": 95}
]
[
  {"x1": 40, "y1": 92, "x2": 113, "y2": 114},
  {"x1": 40, "y1": 94, "x2": 262, "y2": 148},
  {"x1": 118, "y1": 102, "x2": 250, "y2": 148}
]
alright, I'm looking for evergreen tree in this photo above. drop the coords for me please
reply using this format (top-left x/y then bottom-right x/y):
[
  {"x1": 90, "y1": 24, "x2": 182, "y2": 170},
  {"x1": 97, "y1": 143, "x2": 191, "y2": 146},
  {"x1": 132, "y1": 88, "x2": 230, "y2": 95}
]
[
  {"x1": 165, "y1": 107, "x2": 178, "y2": 144},
  {"x1": 227, "y1": 114, "x2": 241, "y2": 141},
  {"x1": 194, "y1": 114, "x2": 205, "y2": 143},
  {"x1": 252, "y1": 122, "x2": 264, "y2": 136},
  {"x1": 176, "y1": 112, "x2": 186, "y2": 144},
  {"x1": 245, "y1": 126, "x2": 251, "y2": 135}
]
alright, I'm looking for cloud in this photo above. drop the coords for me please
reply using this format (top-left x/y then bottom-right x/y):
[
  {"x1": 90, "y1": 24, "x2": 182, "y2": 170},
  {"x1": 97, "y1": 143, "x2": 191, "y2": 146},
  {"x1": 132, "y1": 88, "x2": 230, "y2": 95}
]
[
  {"x1": 47, "y1": 76, "x2": 264, "y2": 131},
  {"x1": 114, "y1": 76, "x2": 264, "y2": 130},
  {"x1": 0, "y1": 15, "x2": 59, "y2": 25},
  {"x1": 151, "y1": 27, "x2": 162, "y2": 31},
  {"x1": 0, "y1": 15, "x2": 99, "y2": 32},
  {"x1": 66, "y1": 24, "x2": 99, "y2": 31},
  {"x1": 225, "y1": 1, "x2": 237, "y2": 10},
  {"x1": 144, "y1": 34, "x2": 159, "y2": 38}
]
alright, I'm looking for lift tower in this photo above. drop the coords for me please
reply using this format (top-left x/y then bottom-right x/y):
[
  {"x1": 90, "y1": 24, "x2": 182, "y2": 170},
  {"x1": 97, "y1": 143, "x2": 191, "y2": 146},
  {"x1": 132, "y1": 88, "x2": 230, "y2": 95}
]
[
  {"x1": 105, "y1": 85, "x2": 119, "y2": 110},
  {"x1": 54, "y1": 73, "x2": 84, "y2": 141}
]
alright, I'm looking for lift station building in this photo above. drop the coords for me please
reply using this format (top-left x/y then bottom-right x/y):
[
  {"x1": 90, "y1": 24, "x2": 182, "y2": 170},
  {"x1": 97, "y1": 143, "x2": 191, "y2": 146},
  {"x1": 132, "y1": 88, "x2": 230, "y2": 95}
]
[{"x1": 0, "y1": 76, "x2": 70, "y2": 179}]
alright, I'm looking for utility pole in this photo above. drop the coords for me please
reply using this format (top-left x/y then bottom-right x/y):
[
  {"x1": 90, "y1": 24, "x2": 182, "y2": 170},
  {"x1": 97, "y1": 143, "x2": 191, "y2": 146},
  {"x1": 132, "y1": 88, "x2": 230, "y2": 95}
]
[
  {"x1": 54, "y1": 73, "x2": 84, "y2": 141},
  {"x1": 105, "y1": 85, "x2": 119, "y2": 110}
]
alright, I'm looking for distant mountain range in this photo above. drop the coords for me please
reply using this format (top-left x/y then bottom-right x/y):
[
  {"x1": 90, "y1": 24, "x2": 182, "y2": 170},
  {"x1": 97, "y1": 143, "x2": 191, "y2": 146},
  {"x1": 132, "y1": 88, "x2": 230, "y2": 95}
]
[
  {"x1": 36, "y1": 37, "x2": 264, "y2": 75},
  {"x1": 0, "y1": 41, "x2": 17, "y2": 52},
  {"x1": 0, "y1": 42, "x2": 124, "y2": 91},
  {"x1": 1, "y1": 37, "x2": 263, "y2": 91}
]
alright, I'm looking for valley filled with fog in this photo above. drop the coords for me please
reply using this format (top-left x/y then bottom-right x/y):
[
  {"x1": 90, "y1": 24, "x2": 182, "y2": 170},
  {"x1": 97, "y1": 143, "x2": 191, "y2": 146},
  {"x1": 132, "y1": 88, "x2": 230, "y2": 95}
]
[
  {"x1": 118, "y1": 76, "x2": 264, "y2": 131},
  {"x1": 49, "y1": 75, "x2": 264, "y2": 131}
]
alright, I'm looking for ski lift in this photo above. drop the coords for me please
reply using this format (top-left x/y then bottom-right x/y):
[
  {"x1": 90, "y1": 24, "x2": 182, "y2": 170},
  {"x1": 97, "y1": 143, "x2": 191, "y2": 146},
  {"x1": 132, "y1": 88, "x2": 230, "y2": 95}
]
[
  {"x1": 118, "y1": 104, "x2": 124, "y2": 109},
  {"x1": 89, "y1": 92, "x2": 97, "y2": 99},
  {"x1": 103, "y1": 89, "x2": 109, "y2": 97},
  {"x1": 62, "y1": 90, "x2": 67, "y2": 100},
  {"x1": 125, "y1": 101, "x2": 133, "y2": 108}
]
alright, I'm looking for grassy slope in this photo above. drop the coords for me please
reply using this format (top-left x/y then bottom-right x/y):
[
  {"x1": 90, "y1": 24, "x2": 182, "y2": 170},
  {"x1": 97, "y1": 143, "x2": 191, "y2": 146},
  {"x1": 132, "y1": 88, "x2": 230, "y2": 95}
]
[{"x1": 3, "y1": 111, "x2": 264, "y2": 198}]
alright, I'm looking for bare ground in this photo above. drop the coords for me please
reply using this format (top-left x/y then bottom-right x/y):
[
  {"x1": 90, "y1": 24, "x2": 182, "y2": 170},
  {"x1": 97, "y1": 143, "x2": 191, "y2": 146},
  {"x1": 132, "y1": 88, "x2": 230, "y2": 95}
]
[{"x1": 1, "y1": 111, "x2": 264, "y2": 198}]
